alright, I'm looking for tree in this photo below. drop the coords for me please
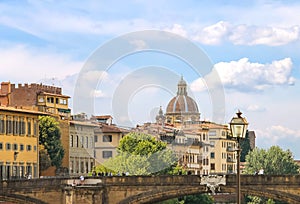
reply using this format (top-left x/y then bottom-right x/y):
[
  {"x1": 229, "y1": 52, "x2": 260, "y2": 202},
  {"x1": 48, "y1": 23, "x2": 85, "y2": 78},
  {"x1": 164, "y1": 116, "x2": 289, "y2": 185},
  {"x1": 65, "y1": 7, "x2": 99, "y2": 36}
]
[
  {"x1": 102, "y1": 132, "x2": 177, "y2": 175},
  {"x1": 244, "y1": 146, "x2": 299, "y2": 175},
  {"x1": 99, "y1": 132, "x2": 213, "y2": 204},
  {"x1": 39, "y1": 116, "x2": 65, "y2": 168},
  {"x1": 244, "y1": 146, "x2": 299, "y2": 203},
  {"x1": 39, "y1": 145, "x2": 51, "y2": 171},
  {"x1": 184, "y1": 194, "x2": 214, "y2": 204},
  {"x1": 240, "y1": 131, "x2": 251, "y2": 162}
]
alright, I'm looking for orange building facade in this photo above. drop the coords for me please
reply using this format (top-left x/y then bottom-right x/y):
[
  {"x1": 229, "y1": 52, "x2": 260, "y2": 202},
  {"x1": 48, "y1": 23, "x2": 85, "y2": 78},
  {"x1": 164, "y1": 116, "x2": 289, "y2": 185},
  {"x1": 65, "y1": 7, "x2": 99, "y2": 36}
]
[{"x1": 0, "y1": 106, "x2": 42, "y2": 179}]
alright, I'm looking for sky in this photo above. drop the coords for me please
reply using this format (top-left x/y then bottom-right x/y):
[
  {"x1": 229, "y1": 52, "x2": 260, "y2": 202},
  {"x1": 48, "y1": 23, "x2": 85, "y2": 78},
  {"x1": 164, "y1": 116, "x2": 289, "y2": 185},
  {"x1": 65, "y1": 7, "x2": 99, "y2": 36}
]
[{"x1": 1, "y1": 0, "x2": 300, "y2": 158}]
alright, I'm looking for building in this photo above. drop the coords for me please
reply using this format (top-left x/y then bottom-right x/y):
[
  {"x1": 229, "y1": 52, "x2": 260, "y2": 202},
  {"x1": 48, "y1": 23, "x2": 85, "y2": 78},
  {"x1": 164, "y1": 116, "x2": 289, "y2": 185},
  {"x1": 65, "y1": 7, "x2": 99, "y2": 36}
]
[
  {"x1": 91, "y1": 115, "x2": 113, "y2": 125},
  {"x1": 165, "y1": 76, "x2": 200, "y2": 125},
  {"x1": 135, "y1": 77, "x2": 254, "y2": 175},
  {"x1": 0, "y1": 82, "x2": 72, "y2": 176},
  {"x1": 94, "y1": 118, "x2": 129, "y2": 165},
  {"x1": 204, "y1": 121, "x2": 237, "y2": 174},
  {"x1": 0, "y1": 106, "x2": 43, "y2": 180},
  {"x1": 0, "y1": 82, "x2": 70, "y2": 119},
  {"x1": 68, "y1": 119, "x2": 97, "y2": 176}
]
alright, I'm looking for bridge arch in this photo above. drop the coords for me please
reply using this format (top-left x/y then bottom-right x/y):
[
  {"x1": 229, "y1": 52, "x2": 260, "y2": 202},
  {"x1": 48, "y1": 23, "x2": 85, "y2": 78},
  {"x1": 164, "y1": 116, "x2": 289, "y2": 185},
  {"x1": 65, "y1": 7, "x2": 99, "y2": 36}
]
[
  {"x1": 119, "y1": 184, "x2": 300, "y2": 204},
  {"x1": 0, "y1": 194, "x2": 47, "y2": 204},
  {"x1": 119, "y1": 186, "x2": 209, "y2": 204},
  {"x1": 241, "y1": 188, "x2": 300, "y2": 204}
]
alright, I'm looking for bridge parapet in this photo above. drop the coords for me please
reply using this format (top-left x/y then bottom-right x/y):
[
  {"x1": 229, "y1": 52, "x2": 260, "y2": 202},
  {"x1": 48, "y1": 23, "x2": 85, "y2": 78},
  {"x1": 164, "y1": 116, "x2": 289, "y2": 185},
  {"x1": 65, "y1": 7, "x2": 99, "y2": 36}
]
[
  {"x1": 1, "y1": 174, "x2": 300, "y2": 204},
  {"x1": 103, "y1": 175, "x2": 201, "y2": 186}
]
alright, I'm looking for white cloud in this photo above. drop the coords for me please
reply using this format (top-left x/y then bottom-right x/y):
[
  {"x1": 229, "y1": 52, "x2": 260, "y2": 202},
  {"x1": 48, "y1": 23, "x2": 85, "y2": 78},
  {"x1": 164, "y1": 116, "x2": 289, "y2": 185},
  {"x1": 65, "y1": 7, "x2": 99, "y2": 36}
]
[
  {"x1": 229, "y1": 25, "x2": 300, "y2": 46},
  {"x1": 191, "y1": 58, "x2": 295, "y2": 92},
  {"x1": 165, "y1": 22, "x2": 300, "y2": 46},
  {"x1": 190, "y1": 78, "x2": 207, "y2": 92},
  {"x1": 0, "y1": 44, "x2": 83, "y2": 83},
  {"x1": 164, "y1": 24, "x2": 187, "y2": 38},
  {"x1": 193, "y1": 21, "x2": 230, "y2": 45},
  {"x1": 129, "y1": 40, "x2": 148, "y2": 50},
  {"x1": 257, "y1": 125, "x2": 300, "y2": 145},
  {"x1": 214, "y1": 57, "x2": 295, "y2": 91}
]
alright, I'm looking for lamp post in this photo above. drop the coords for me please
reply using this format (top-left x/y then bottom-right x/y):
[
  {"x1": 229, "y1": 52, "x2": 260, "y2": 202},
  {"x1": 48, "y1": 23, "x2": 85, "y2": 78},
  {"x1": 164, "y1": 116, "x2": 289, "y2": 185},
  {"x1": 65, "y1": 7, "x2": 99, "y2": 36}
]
[{"x1": 229, "y1": 110, "x2": 248, "y2": 204}]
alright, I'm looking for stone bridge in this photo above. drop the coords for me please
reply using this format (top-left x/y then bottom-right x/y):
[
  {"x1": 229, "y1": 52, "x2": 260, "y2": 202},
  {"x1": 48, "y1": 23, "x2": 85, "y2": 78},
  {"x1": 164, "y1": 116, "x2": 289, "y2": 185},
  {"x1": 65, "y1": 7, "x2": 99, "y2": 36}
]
[{"x1": 1, "y1": 175, "x2": 300, "y2": 204}]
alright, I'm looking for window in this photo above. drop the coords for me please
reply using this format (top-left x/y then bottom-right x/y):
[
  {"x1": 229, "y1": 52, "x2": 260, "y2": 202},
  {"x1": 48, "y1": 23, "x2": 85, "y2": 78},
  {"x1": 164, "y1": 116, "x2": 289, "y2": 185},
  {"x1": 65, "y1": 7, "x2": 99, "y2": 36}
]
[
  {"x1": 70, "y1": 135, "x2": 73, "y2": 147},
  {"x1": 20, "y1": 144, "x2": 24, "y2": 151},
  {"x1": 94, "y1": 135, "x2": 98, "y2": 143},
  {"x1": 6, "y1": 143, "x2": 11, "y2": 150},
  {"x1": 33, "y1": 120, "x2": 38, "y2": 136},
  {"x1": 75, "y1": 135, "x2": 79, "y2": 147},
  {"x1": 103, "y1": 135, "x2": 112, "y2": 142},
  {"x1": 80, "y1": 136, "x2": 84, "y2": 148},
  {"x1": 56, "y1": 98, "x2": 59, "y2": 104},
  {"x1": 13, "y1": 143, "x2": 18, "y2": 151},
  {"x1": 38, "y1": 97, "x2": 44, "y2": 103},
  {"x1": 27, "y1": 145, "x2": 32, "y2": 151},
  {"x1": 210, "y1": 152, "x2": 215, "y2": 159},
  {"x1": 27, "y1": 119, "x2": 31, "y2": 136},
  {"x1": 211, "y1": 163, "x2": 215, "y2": 170},
  {"x1": 19, "y1": 117, "x2": 25, "y2": 135},
  {"x1": 102, "y1": 151, "x2": 112, "y2": 159},
  {"x1": 0, "y1": 115, "x2": 5, "y2": 134},
  {"x1": 0, "y1": 143, "x2": 3, "y2": 150},
  {"x1": 13, "y1": 116, "x2": 19, "y2": 135},
  {"x1": 86, "y1": 136, "x2": 88, "y2": 148},
  {"x1": 34, "y1": 145, "x2": 37, "y2": 151},
  {"x1": 59, "y1": 99, "x2": 67, "y2": 105},
  {"x1": 47, "y1": 97, "x2": 54, "y2": 103},
  {"x1": 6, "y1": 116, "x2": 12, "y2": 134}
]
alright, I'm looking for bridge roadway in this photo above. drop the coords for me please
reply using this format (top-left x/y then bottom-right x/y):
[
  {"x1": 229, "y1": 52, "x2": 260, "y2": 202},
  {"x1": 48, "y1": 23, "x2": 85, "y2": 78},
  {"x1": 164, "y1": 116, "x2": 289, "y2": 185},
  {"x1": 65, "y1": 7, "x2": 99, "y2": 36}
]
[{"x1": 1, "y1": 174, "x2": 300, "y2": 204}]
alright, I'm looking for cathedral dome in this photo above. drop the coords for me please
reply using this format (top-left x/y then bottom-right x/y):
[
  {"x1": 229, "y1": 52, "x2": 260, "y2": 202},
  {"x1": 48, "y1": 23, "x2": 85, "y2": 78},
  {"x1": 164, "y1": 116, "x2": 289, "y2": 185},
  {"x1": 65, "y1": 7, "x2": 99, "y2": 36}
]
[
  {"x1": 166, "y1": 76, "x2": 199, "y2": 114},
  {"x1": 166, "y1": 95, "x2": 199, "y2": 114},
  {"x1": 164, "y1": 76, "x2": 200, "y2": 125}
]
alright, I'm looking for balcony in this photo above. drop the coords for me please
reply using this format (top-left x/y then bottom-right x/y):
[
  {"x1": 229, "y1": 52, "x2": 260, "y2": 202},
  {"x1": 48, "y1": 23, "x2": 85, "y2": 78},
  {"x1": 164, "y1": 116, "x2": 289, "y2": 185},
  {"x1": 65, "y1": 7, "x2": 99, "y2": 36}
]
[{"x1": 227, "y1": 158, "x2": 236, "y2": 163}]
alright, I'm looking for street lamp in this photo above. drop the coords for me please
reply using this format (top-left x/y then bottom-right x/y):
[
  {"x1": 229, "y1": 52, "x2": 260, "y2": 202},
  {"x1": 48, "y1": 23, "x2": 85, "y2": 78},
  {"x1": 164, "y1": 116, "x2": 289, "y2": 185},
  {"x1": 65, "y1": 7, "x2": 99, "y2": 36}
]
[{"x1": 229, "y1": 110, "x2": 248, "y2": 204}]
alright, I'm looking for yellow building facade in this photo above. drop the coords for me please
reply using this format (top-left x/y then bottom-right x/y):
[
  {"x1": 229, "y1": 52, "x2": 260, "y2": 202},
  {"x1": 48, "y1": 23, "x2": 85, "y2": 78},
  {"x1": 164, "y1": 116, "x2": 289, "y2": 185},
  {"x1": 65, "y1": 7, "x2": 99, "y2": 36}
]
[
  {"x1": 94, "y1": 122, "x2": 129, "y2": 165},
  {"x1": 0, "y1": 106, "x2": 41, "y2": 180},
  {"x1": 206, "y1": 122, "x2": 237, "y2": 174}
]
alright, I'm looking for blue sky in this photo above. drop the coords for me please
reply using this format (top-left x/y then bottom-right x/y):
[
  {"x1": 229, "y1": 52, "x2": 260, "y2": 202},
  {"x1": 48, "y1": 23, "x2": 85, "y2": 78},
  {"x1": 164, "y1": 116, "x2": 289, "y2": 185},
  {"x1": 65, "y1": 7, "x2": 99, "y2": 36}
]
[{"x1": 1, "y1": 0, "x2": 300, "y2": 159}]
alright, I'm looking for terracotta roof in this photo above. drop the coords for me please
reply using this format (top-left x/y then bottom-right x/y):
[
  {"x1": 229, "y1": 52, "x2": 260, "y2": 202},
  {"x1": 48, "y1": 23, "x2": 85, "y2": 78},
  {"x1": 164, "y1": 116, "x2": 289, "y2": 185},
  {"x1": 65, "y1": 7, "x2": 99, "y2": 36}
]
[
  {"x1": 92, "y1": 115, "x2": 112, "y2": 119},
  {"x1": 95, "y1": 123, "x2": 129, "y2": 133},
  {"x1": 70, "y1": 120, "x2": 98, "y2": 127}
]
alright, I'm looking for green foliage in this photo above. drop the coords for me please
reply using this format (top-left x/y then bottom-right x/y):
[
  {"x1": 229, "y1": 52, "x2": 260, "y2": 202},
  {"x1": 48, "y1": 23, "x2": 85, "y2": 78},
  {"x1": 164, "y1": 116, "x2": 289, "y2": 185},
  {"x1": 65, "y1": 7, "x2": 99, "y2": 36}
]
[
  {"x1": 244, "y1": 146, "x2": 299, "y2": 175},
  {"x1": 184, "y1": 194, "x2": 214, "y2": 204},
  {"x1": 240, "y1": 131, "x2": 251, "y2": 162},
  {"x1": 39, "y1": 116, "x2": 65, "y2": 168},
  {"x1": 165, "y1": 164, "x2": 187, "y2": 175},
  {"x1": 39, "y1": 146, "x2": 51, "y2": 171},
  {"x1": 158, "y1": 194, "x2": 214, "y2": 204},
  {"x1": 118, "y1": 132, "x2": 167, "y2": 155},
  {"x1": 98, "y1": 132, "x2": 177, "y2": 175},
  {"x1": 244, "y1": 146, "x2": 298, "y2": 204}
]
